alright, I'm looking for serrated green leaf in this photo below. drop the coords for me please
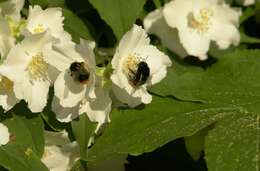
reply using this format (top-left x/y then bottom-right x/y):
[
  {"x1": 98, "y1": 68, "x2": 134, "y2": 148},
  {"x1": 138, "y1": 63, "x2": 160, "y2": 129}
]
[
  {"x1": 205, "y1": 112, "x2": 260, "y2": 171},
  {"x1": 63, "y1": 9, "x2": 93, "y2": 43},
  {"x1": 72, "y1": 115, "x2": 97, "y2": 160},
  {"x1": 89, "y1": 0, "x2": 146, "y2": 39}
]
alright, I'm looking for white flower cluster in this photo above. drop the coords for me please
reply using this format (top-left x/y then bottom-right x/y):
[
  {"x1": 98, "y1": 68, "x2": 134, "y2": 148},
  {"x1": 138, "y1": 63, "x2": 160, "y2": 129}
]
[
  {"x1": 144, "y1": 0, "x2": 242, "y2": 60},
  {"x1": 0, "y1": 1, "x2": 171, "y2": 131}
]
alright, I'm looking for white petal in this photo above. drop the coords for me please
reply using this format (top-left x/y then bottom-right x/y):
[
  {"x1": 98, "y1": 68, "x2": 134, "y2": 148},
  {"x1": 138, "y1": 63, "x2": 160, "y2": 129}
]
[
  {"x1": 163, "y1": 0, "x2": 192, "y2": 29},
  {"x1": 42, "y1": 142, "x2": 79, "y2": 171},
  {"x1": 210, "y1": 22, "x2": 240, "y2": 49},
  {"x1": 243, "y1": 0, "x2": 255, "y2": 6},
  {"x1": 143, "y1": 9, "x2": 187, "y2": 58},
  {"x1": 112, "y1": 84, "x2": 142, "y2": 107},
  {"x1": 52, "y1": 97, "x2": 79, "y2": 123},
  {"x1": 178, "y1": 28, "x2": 210, "y2": 60},
  {"x1": 134, "y1": 45, "x2": 172, "y2": 85},
  {"x1": 79, "y1": 39, "x2": 96, "y2": 67},
  {"x1": 79, "y1": 84, "x2": 111, "y2": 131},
  {"x1": 54, "y1": 71, "x2": 86, "y2": 108},
  {"x1": 0, "y1": 91, "x2": 19, "y2": 112},
  {"x1": 43, "y1": 41, "x2": 79, "y2": 72},
  {"x1": 20, "y1": 31, "x2": 54, "y2": 55},
  {"x1": 112, "y1": 24, "x2": 150, "y2": 69},
  {"x1": 44, "y1": 131, "x2": 70, "y2": 146},
  {"x1": 0, "y1": 123, "x2": 10, "y2": 146},
  {"x1": 13, "y1": 77, "x2": 50, "y2": 113},
  {"x1": 0, "y1": 46, "x2": 29, "y2": 82},
  {"x1": 26, "y1": 5, "x2": 66, "y2": 40}
]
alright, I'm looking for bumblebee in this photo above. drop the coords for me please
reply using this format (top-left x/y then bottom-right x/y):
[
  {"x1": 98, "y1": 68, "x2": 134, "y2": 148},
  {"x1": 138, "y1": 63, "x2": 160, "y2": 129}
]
[
  {"x1": 69, "y1": 62, "x2": 90, "y2": 84},
  {"x1": 128, "y1": 61, "x2": 150, "y2": 87}
]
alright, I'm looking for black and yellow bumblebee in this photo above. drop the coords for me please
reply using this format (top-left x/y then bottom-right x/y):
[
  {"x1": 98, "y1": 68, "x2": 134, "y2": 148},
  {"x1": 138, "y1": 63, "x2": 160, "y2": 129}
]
[
  {"x1": 69, "y1": 62, "x2": 90, "y2": 84},
  {"x1": 128, "y1": 61, "x2": 150, "y2": 87}
]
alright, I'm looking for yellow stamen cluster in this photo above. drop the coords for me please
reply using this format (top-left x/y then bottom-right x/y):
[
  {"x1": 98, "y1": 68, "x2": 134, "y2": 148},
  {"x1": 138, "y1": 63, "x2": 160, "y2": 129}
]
[
  {"x1": 122, "y1": 53, "x2": 142, "y2": 75},
  {"x1": 188, "y1": 8, "x2": 213, "y2": 34},
  {"x1": 33, "y1": 24, "x2": 45, "y2": 34},
  {"x1": 0, "y1": 76, "x2": 13, "y2": 92},
  {"x1": 26, "y1": 53, "x2": 49, "y2": 81}
]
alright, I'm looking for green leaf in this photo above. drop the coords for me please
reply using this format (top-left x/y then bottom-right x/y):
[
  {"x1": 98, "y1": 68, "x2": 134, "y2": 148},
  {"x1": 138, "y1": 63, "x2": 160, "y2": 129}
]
[
  {"x1": 240, "y1": 6, "x2": 257, "y2": 24},
  {"x1": 151, "y1": 50, "x2": 260, "y2": 106},
  {"x1": 87, "y1": 50, "x2": 260, "y2": 170},
  {"x1": 62, "y1": 9, "x2": 93, "y2": 43},
  {"x1": 28, "y1": 0, "x2": 48, "y2": 8},
  {"x1": 71, "y1": 115, "x2": 97, "y2": 160},
  {"x1": 87, "y1": 96, "x2": 235, "y2": 163},
  {"x1": 184, "y1": 127, "x2": 209, "y2": 161},
  {"x1": 0, "y1": 144, "x2": 48, "y2": 171},
  {"x1": 3, "y1": 114, "x2": 45, "y2": 156},
  {"x1": 151, "y1": 49, "x2": 260, "y2": 170},
  {"x1": 0, "y1": 114, "x2": 47, "y2": 171},
  {"x1": 89, "y1": 0, "x2": 146, "y2": 39},
  {"x1": 205, "y1": 112, "x2": 259, "y2": 171},
  {"x1": 47, "y1": 0, "x2": 66, "y2": 7},
  {"x1": 240, "y1": 32, "x2": 260, "y2": 44}
]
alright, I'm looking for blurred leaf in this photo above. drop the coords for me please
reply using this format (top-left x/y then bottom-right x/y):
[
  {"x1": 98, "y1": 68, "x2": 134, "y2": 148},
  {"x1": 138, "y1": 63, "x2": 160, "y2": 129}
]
[
  {"x1": 205, "y1": 112, "x2": 259, "y2": 171},
  {"x1": 240, "y1": 5, "x2": 260, "y2": 24},
  {"x1": 89, "y1": 0, "x2": 146, "y2": 39},
  {"x1": 28, "y1": 0, "x2": 48, "y2": 8},
  {"x1": 185, "y1": 127, "x2": 209, "y2": 161},
  {"x1": 0, "y1": 114, "x2": 47, "y2": 171},
  {"x1": 240, "y1": 32, "x2": 260, "y2": 43},
  {"x1": 47, "y1": 0, "x2": 66, "y2": 7},
  {"x1": 63, "y1": 9, "x2": 93, "y2": 42},
  {"x1": 71, "y1": 115, "x2": 96, "y2": 160}
]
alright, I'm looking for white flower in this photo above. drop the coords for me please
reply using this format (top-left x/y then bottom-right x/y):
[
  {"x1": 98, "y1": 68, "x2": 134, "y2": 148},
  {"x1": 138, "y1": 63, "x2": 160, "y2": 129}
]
[
  {"x1": 162, "y1": 0, "x2": 241, "y2": 60},
  {"x1": 42, "y1": 131, "x2": 79, "y2": 171},
  {"x1": 52, "y1": 76, "x2": 111, "y2": 132},
  {"x1": 0, "y1": 0, "x2": 25, "y2": 21},
  {"x1": 0, "y1": 32, "x2": 57, "y2": 113},
  {"x1": 43, "y1": 39, "x2": 96, "y2": 108},
  {"x1": 0, "y1": 123, "x2": 10, "y2": 146},
  {"x1": 23, "y1": 5, "x2": 71, "y2": 42},
  {"x1": 243, "y1": 0, "x2": 255, "y2": 6},
  {"x1": 144, "y1": 9, "x2": 187, "y2": 58},
  {"x1": 0, "y1": 75, "x2": 19, "y2": 111},
  {"x1": 111, "y1": 24, "x2": 172, "y2": 107},
  {"x1": 0, "y1": 14, "x2": 16, "y2": 59}
]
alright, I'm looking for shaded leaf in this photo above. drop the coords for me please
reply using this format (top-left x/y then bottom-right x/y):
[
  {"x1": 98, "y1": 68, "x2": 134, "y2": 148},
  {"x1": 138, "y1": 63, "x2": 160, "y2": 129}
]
[{"x1": 89, "y1": 0, "x2": 146, "y2": 39}]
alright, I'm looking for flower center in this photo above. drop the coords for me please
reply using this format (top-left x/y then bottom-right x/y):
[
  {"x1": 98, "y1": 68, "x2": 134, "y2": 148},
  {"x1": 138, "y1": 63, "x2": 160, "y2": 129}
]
[
  {"x1": 122, "y1": 53, "x2": 141, "y2": 75},
  {"x1": 122, "y1": 54, "x2": 150, "y2": 87},
  {"x1": 188, "y1": 8, "x2": 213, "y2": 34},
  {"x1": 0, "y1": 76, "x2": 13, "y2": 92},
  {"x1": 26, "y1": 53, "x2": 49, "y2": 81},
  {"x1": 33, "y1": 24, "x2": 45, "y2": 34}
]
